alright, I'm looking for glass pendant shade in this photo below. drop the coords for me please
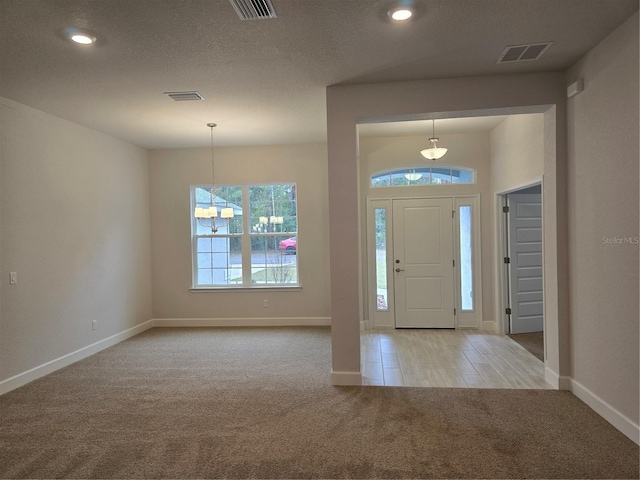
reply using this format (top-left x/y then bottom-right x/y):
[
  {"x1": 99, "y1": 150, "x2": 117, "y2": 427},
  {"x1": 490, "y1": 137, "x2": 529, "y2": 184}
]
[
  {"x1": 421, "y1": 119, "x2": 448, "y2": 160},
  {"x1": 420, "y1": 138, "x2": 448, "y2": 160}
]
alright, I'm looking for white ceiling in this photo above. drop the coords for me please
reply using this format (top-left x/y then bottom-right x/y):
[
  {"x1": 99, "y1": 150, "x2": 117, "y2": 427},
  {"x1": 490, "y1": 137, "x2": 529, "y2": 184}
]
[{"x1": 0, "y1": 0, "x2": 637, "y2": 148}]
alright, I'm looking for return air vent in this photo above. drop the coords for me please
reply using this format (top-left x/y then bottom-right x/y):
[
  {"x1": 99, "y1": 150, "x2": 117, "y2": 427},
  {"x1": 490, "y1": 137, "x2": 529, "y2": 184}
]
[
  {"x1": 230, "y1": 0, "x2": 277, "y2": 20},
  {"x1": 164, "y1": 91, "x2": 205, "y2": 101},
  {"x1": 497, "y1": 42, "x2": 553, "y2": 63}
]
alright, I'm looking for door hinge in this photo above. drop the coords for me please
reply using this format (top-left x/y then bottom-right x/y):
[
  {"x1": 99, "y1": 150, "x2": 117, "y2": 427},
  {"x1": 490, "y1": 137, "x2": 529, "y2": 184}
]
[
  {"x1": 452, "y1": 210, "x2": 455, "y2": 218},
  {"x1": 453, "y1": 259, "x2": 455, "y2": 267},
  {"x1": 504, "y1": 257, "x2": 511, "y2": 264},
  {"x1": 503, "y1": 205, "x2": 510, "y2": 213},
  {"x1": 454, "y1": 308, "x2": 457, "y2": 315},
  {"x1": 505, "y1": 307, "x2": 512, "y2": 315}
]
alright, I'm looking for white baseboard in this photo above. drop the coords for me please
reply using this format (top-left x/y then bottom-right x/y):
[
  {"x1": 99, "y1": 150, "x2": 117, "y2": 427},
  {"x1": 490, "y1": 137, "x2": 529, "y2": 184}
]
[
  {"x1": 544, "y1": 367, "x2": 571, "y2": 390},
  {"x1": 481, "y1": 320, "x2": 497, "y2": 332},
  {"x1": 331, "y1": 370, "x2": 362, "y2": 386},
  {"x1": 153, "y1": 317, "x2": 331, "y2": 327},
  {"x1": 0, "y1": 320, "x2": 154, "y2": 396},
  {"x1": 570, "y1": 379, "x2": 639, "y2": 445}
]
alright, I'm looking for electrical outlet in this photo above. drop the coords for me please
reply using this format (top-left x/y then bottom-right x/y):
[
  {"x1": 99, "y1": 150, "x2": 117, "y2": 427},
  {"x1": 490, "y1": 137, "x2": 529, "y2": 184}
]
[
  {"x1": 92, "y1": 320, "x2": 98, "y2": 330},
  {"x1": 9, "y1": 272, "x2": 17, "y2": 285},
  {"x1": 263, "y1": 299, "x2": 269, "y2": 308}
]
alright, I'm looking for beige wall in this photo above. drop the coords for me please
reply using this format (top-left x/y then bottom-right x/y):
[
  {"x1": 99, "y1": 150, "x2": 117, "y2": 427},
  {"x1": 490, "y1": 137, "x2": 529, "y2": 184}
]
[
  {"x1": 566, "y1": 13, "x2": 639, "y2": 424},
  {"x1": 490, "y1": 114, "x2": 544, "y2": 193},
  {"x1": 489, "y1": 113, "x2": 544, "y2": 335},
  {"x1": 326, "y1": 72, "x2": 568, "y2": 385},
  {"x1": 0, "y1": 97, "x2": 152, "y2": 381},
  {"x1": 358, "y1": 132, "x2": 493, "y2": 326},
  {"x1": 149, "y1": 143, "x2": 330, "y2": 321}
]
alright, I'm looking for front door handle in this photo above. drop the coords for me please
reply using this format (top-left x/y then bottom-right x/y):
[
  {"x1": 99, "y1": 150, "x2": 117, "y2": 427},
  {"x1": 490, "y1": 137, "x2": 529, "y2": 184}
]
[{"x1": 395, "y1": 268, "x2": 404, "y2": 273}]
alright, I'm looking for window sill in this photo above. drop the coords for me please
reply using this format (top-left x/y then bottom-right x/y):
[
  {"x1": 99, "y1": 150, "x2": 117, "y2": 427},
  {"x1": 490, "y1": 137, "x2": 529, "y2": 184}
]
[{"x1": 190, "y1": 285, "x2": 302, "y2": 293}]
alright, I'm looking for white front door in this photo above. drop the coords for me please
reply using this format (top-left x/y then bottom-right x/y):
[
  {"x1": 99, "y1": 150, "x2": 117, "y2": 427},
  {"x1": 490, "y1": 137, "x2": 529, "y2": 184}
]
[
  {"x1": 507, "y1": 191, "x2": 544, "y2": 334},
  {"x1": 393, "y1": 198, "x2": 455, "y2": 328}
]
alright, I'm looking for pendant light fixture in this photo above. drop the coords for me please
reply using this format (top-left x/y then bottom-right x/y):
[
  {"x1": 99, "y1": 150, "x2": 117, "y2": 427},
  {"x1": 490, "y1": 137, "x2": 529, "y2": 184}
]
[
  {"x1": 420, "y1": 119, "x2": 448, "y2": 160},
  {"x1": 194, "y1": 123, "x2": 234, "y2": 233}
]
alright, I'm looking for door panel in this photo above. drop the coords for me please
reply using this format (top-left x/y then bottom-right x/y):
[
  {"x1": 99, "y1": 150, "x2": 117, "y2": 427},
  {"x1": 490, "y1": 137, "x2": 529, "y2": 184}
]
[
  {"x1": 508, "y1": 192, "x2": 543, "y2": 334},
  {"x1": 393, "y1": 198, "x2": 454, "y2": 328}
]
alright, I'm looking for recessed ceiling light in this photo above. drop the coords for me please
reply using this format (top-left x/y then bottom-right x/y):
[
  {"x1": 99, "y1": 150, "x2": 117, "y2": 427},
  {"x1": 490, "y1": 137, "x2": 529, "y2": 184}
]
[
  {"x1": 71, "y1": 34, "x2": 95, "y2": 44},
  {"x1": 65, "y1": 29, "x2": 97, "y2": 45},
  {"x1": 388, "y1": 6, "x2": 414, "y2": 21}
]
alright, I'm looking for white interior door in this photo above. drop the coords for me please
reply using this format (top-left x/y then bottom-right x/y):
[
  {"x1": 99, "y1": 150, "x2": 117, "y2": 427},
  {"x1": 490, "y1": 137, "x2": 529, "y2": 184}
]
[
  {"x1": 507, "y1": 191, "x2": 544, "y2": 334},
  {"x1": 393, "y1": 198, "x2": 455, "y2": 328}
]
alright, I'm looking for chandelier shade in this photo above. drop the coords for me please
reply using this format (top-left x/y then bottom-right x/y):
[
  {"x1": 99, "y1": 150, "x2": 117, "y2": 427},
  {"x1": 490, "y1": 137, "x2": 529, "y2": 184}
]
[{"x1": 420, "y1": 119, "x2": 448, "y2": 160}]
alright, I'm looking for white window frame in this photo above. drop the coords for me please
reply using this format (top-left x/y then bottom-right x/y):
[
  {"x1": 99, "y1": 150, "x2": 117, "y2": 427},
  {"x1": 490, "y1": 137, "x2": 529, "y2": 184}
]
[
  {"x1": 371, "y1": 164, "x2": 476, "y2": 187},
  {"x1": 190, "y1": 183, "x2": 300, "y2": 290},
  {"x1": 453, "y1": 195, "x2": 483, "y2": 328}
]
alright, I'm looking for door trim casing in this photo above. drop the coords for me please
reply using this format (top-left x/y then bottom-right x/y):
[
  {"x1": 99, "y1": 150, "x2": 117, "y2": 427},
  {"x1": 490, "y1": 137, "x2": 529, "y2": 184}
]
[
  {"x1": 494, "y1": 177, "x2": 544, "y2": 336},
  {"x1": 365, "y1": 194, "x2": 483, "y2": 329}
]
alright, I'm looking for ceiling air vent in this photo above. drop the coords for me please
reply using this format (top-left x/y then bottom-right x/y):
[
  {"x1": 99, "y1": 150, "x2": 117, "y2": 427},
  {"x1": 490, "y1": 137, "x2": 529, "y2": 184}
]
[
  {"x1": 164, "y1": 91, "x2": 205, "y2": 101},
  {"x1": 497, "y1": 42, "x2": 553, "y2": 63},
  {"x1": 230, "y1": 0, "x2": 277, "y2": 20}
]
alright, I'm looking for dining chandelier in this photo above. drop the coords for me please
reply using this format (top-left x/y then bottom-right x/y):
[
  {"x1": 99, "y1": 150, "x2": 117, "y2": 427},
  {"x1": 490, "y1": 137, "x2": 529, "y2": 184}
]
[{"x1": 193, "y1": 123, "x2": 235, "y2": 233}]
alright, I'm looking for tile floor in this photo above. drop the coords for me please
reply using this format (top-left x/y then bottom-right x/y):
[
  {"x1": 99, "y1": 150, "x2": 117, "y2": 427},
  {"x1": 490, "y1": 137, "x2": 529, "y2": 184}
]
[{"x1": 361, "y1": 328, "x2": 551, "y2": 389}]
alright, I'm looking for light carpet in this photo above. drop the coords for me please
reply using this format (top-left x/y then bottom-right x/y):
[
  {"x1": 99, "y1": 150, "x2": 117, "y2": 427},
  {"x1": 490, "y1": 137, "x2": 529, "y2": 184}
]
[{"x1": 0, "y1": 327, "x2": 637, "y2": 479}]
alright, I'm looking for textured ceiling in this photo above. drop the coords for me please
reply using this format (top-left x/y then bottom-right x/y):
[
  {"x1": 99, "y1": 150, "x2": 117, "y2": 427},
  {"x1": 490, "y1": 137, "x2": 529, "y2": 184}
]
[{"x1": 0, "y1": 0, "x2": 637, "y2": 148}]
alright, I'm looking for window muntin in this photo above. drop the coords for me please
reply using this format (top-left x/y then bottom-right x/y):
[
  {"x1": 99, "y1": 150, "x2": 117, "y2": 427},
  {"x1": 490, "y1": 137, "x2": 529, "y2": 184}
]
[
  {"x1": 371, "y1": 165, "x2": 475, "y2": 187},
  {"x1": 191, "y1": 183, "x2": 298, "y2": 288}
]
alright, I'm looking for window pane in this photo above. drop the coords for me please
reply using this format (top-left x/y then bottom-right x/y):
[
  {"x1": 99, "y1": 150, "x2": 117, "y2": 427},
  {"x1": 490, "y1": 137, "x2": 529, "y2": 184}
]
[
  {"x1": 404, "y1": 168, "x2": 431, "y2": 185},
  {"x1": 197, "y1": 252, "x2": 212, "y2": 268},
  {"x1": 375, "y1": 208, "x2": 388, "y2": 311},
  {"x1": 198, "y1": 269, "x2": 212, "y2": 285},
  {"x1": 250, "y1": 235, "x2": 298, "y2": 285},
  {"x1": 248, "y1": 184, "x2": 298, "y2": 285},
  {"x1": 452, "y1": 169, "x2": 474, "y2": 184},
  {"x1": 194, "y1": 235, "x2": 242, "y2": 286},
  {"x1": 249, "y1": 185, "x2": 297, "y2": 234},
  {"x1": 431, "y1": 167, "x2": 452, "y2": 184},
  {"x1": 197, "y1": 237, "x2": 212, "y2": 252},
  {"x1": 371, "y1": 173, "x2": 391, "y2": 187},
  {"x1": 390, "y1": 171, "x2": 409, "y2": 186},
  {"x1": 459, "y1": 206, "x2": 473, "y2": 310}
]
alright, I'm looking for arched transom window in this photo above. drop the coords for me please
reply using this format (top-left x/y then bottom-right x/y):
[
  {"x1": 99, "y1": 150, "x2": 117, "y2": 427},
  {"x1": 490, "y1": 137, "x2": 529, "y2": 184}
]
[{"x1": 371, "y1": 165, "x2": 476, "y2": 187}]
